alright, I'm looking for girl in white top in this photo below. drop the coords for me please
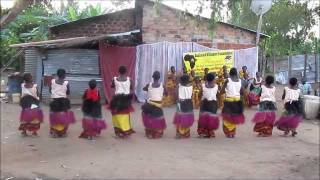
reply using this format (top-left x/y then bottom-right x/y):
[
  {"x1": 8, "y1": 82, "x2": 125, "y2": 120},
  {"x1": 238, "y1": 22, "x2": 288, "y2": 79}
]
[
  {"x1": 173, "y1": 74, "x2": 194, "y2": 138},
  {"x1": 252, "y1": 76, "x2": 277, "y2": 137},
  {"x1": 49, "y1": 69, "x2": 75, "y2": 138},
  {"x1": 109, "y1": 66, "x2": 135, "y2": 138},
  {"x1": 220, "y1": 67, "x2": 245, "y2": 138},
  {"x1": 197, "y1": 73, "x2": 220, "y2": 138},
  {"x1": 275, "y1": 77, "x2": 302, "y2": 137},
  {"x1": 141, "y1": 71, "x2": 166, "y2": 139},
  {"x1": 19, "y1": 73, "x2": 43, "y2": 136}
]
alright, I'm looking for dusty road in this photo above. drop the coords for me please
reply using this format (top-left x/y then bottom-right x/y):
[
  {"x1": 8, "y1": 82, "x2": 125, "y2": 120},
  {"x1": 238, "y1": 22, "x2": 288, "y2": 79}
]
[{"x1": 1, "y1": 101, "x2": 319, "y2": 180}]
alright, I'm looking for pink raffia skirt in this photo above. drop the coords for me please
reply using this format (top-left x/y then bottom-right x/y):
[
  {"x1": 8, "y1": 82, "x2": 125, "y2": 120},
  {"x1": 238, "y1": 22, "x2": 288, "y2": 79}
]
[
  {"x1": 19, "y1": 108, "x2": 44, "y2": 132},
  {"x1": 49, "y1": 111, "x2": 76, "y2": 126},
  {"x1": 274, "y1": 115, "x2": 302, "y2": 130},
  {"x1": 80, "y1": 117, "x2": 107, "y2": 138},
  {"x1": 173, "y1": 112, "x2": 195, "y2": 128},
  {"x1": 20, "y1": 108, "x2": 44, "y2": 123},
  {"x1": 197, "y1": 112, "x2": 219, "y2": 138}
]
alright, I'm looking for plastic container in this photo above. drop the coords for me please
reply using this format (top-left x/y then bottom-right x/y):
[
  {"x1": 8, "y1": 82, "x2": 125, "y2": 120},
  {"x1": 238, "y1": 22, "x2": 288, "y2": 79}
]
[
  {"x1": 303, "y1": 95, "x2": 320, "y2": 120},
  {"x1": 12, "y1": 93, "x2": 21, "y2": 103}
]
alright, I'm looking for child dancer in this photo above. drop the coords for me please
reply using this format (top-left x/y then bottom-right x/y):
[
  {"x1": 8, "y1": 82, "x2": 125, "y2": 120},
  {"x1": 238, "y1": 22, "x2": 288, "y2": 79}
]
[
  {"x1": 110, "y1": 66, "x2": 135, "y2": 138},
  {"x1": 49, "y1": 69, "x2": 75, "y2": 138},
  {"x1": 79, "y1": 79, "x2": 107, "y2": 140},
  {"x1": 19, "y1": 73, "x2": 43, "y2": 136},
  {"x1": 274, "y1": 77, "x2": 302, "y2": 136},
  {"x1": 162, "y1": 66, "x2": 177, "y2": 107},
  {"x1": 221, "y1": 67, "x2": 245, "y2": 138},
  {"x1": 197, "y1": 73, "x2": 219, "y2": 138},
  {"x1": 217, "y1": 65, "x2": 228, "y2": 108},
  {"x1": 252, "y1": 75, "x2": 276, "y2": 137},
  {"x1": 248, "y1": 72, "x2": 263, "y2": 107},
  {"x1": 141, "y1": 71, "x2": 166, "y2": 139},
  {"x1": 192, "y1": 76, "x2": 202, "y2": 109},
  {"x1": 173, "y1": 74, "x2": 194, "y2": 138}
]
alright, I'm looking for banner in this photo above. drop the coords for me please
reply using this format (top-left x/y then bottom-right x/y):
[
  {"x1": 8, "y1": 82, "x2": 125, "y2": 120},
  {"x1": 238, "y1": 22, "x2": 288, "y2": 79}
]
[{"x1": 183, "y1": 50, "x2": 234, "y2": 76}]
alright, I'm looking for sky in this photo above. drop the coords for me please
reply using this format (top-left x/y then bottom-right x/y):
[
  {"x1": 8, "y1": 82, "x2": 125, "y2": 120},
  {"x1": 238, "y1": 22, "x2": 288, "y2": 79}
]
[{"x1": 1, "y1": 0, "x2": 319, "y2": 38}]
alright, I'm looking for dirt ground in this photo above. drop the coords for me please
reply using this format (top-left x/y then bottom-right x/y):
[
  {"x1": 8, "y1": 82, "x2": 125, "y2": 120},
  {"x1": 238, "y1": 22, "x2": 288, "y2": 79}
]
[{"x1": 1, "y1": 96, "x2": 319, "y2": 180}]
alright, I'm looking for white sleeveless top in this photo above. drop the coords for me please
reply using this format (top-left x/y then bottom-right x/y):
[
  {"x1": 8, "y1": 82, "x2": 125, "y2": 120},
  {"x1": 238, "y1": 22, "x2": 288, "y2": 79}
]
[
  {"x1": 284, "y1": 87, "x2": 300, "y2": 102},
  {"x1": 202, "y1": 84, "x2": 218, "y2": 101},
  {"x1": 21, "y1": 83, "x2": 38, "y2": 99},
  {"x1": 51, "y1": 79, "x2": 68, "y2": 98},
  {"x1": 148, "y1": 82, "x2": 164, "y2": 101},
  {"x1": 225, "y1": 78, "x2": 241, "y2": 98},
  {"x1": 178, "y1": 84, "x2": 193, "y2": 100},
  {"x1": 260, "y1": 85, "x2": 276, "y2": 102},
  {"x1": 114, "y1": 77, "x2": 130, "y2": 95}
]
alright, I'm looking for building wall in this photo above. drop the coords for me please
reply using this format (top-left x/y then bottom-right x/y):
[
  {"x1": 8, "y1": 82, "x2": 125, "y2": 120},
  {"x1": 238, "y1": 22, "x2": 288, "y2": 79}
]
[
  {"x1": 140, "y1": 2, "x2": 256, "y2": 49},
  {"x1": 50, "y1": 9, "x2": 137, "y2": 39},
  {"x1": 49, "y1": 1, "x2": 258, "y2": 49}
]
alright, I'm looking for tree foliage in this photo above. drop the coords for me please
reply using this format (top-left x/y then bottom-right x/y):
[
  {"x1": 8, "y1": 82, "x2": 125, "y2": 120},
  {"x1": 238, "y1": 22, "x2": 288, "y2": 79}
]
[
  {"x1": 0, "y1": 2, "x2": 108, "y2": 69},
  {"x1": 226, "y1": 0, "x2": 318, "y2": 56}
]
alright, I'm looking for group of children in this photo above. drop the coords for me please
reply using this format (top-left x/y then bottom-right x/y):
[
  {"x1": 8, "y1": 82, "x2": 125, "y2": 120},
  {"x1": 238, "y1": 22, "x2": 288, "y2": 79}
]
[{"x1": 18, "y1": 66, "x2": 303, "y2": 140}]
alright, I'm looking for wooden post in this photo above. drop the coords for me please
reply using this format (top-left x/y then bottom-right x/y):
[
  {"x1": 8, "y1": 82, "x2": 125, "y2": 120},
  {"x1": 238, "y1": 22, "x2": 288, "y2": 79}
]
[
  {"x1": 315, "y1": 53, "x2": 319, "y2": 83},
  {"x1": 304, "y1": 53, "x2": 307, "y2": 78},
  {"x1": 288, "y1": 55, "x2": 292, "y2": 80},
  {"x1": 272, "y1": 53, "x2": 276, "y2": 75}
]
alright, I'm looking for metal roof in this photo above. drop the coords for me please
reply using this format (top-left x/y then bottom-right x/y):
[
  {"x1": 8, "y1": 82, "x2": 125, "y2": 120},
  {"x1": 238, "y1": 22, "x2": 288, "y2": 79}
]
[{"x1": 10, "y1": 29, "x2": 140, "y2": 48}]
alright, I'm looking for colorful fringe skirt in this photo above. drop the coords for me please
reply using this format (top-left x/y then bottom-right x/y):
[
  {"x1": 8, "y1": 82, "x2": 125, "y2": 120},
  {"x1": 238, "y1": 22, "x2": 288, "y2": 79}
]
[
  {"x1": 197, "y1": 99, "x2": 219, "y2": 138},
  {"x1": 109, "y1": 94, "x2": 135, "y2": 138},
  {"x1": 221, "y1": 97, "x2": 245, "y2": 138},
  {"x1": 19, "y1": 95, "x2": 43, "y2": 134},
  {"x1": 173, "y1": 99, "x2": 194, "y2": 138},
  {"x1": 274, "y1": 101, "x2": 303, "y2": 135},
  {"x1": 252, "y1": 101, "x2": 277, "y2": 136},
  {"x1": 49, "y1": 98, "x2": 76, "y2": 137},
  {"x1": 248, "y1": 87, "x2": 261, "y2": 106},
  {"x1": 141, "y1": 101, "x2": 166, "y2": 139},
  {"x1": 79, "y1": 100, "x2": 107, "y2": 138}
]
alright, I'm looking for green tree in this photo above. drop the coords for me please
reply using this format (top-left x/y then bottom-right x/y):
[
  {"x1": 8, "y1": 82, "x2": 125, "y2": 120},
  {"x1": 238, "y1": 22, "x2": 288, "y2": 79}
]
[
  {"x1": 227, "y1": 0, "x2": 318, "y2": 56},
  {"x1": 1, "y1": 2, "x2": 108, "y2": 69}
]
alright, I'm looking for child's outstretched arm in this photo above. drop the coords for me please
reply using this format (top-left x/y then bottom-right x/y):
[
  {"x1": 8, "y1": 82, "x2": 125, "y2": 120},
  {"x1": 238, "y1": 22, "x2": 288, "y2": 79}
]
[
  {"x1": 143, "y1": 84, "x2": 149, "y2": 91},
  {"x1": 111, "y1": 79, "x2": 115, "y2": 88},
  {"x1": 281, "y1": 89, "x2": 286, "y2": 100},
  {"x1": 66, "y1": 84, "x2": 70, "y2": 95}
]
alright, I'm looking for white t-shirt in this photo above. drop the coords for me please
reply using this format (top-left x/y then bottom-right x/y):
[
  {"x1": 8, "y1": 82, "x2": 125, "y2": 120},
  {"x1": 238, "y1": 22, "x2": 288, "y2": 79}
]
[
  {"x1": 114, "y1": 77, "x2": 130, "y2": 95},
  {"x1": 21, "y1": 83, "x2": 38, "y2": 99},
  {"x1": 225, "y1": 78, "x2": 241, "y2": 98},
  {"x1": 260, "y1": 85, "x2": 276, "y2": 102},
  {"x1": 178, "y1": 84, "x2": 193, "y2": 100},
  {"x1": 202, "y1": 84, "x2": 218, "y2": 101},
  {"x1": 148, "y1": 82, "x2": 164, "y2": 101},
  {"x1": 51, "y1": 79, "x2": 68, "y2": 98},
  {"x1": 284, "y1": 87, "x2": 300, "y2": 102}
]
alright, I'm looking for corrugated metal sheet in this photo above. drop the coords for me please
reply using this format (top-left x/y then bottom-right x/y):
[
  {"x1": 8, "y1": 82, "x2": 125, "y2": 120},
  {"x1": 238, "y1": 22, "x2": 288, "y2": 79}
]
[
  {"x1": 41, "y1": 48, "x2": 104, "y2": 104},
  {"x1": 41, "y1": 76, "x2": 105, "y2": 104},
  {"x1": 24, "y1": 49, "x2": 38, "y2": 78},
  {"x1": 24, "y1": 49, "x2": 42, "y2": 87},
  {"x1": 43, "y1": 49, "x2": 99, "y2": 75}
]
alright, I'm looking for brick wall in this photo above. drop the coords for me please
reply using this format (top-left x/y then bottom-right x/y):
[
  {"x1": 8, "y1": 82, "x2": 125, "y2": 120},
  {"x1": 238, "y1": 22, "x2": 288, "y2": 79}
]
[
  {"x1": 140, "y1": 1, "x2": 257, "y2": 48},
  {"x1": 50, "y1": 9, "x2": 137, "y2": 39},
  {"x1": 50, "y1": 0, "x2": 260, "y2": 49}
]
